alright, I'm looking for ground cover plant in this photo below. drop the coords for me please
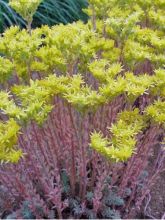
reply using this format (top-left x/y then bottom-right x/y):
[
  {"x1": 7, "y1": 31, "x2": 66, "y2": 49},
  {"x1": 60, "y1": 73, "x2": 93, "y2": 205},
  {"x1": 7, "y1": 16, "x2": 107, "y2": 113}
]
[
  {"x1": 0, "y1": 0, "x2": 88, "y2": 32},
  {"x1": 0, "y1": 0, "x2": 165, "y2": 219}
]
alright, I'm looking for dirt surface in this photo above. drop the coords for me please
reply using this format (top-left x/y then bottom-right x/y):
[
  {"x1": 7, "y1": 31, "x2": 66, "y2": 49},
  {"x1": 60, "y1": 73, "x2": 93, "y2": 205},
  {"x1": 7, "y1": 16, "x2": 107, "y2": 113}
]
[
  {"x1": 142, "y1": 143, "x2": 165, "y2": 219},
  {"x1": 146, "y1": 172, "x2": 165, "y2": 219}
]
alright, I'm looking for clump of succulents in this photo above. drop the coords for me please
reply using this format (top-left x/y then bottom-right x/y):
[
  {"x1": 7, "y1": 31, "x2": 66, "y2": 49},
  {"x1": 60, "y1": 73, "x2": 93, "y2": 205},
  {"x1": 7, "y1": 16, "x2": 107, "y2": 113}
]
[{"x1": 0, "y1": 0, "x2": 164, "y2": 218}]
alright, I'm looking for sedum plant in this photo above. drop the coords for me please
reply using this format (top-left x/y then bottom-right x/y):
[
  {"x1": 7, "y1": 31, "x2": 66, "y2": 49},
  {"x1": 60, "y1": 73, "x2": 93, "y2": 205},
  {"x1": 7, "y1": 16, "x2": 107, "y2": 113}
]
[
  {"x1": 9, "y1": 0, "x2": 42, "y2": 31},
  {"x1": 0, "y1": 0, "x2": 165, "y2": 218}
]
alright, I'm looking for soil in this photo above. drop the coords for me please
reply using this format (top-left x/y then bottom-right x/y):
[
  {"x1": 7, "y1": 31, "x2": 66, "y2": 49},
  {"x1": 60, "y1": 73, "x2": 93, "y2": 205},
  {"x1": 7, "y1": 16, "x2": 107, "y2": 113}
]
[
  {"x1": 146, "y1": 172, "x2": 165, "y2": 219},
  {"x1": 141, "y1": 143, "x2": 165, "y2": 219}
]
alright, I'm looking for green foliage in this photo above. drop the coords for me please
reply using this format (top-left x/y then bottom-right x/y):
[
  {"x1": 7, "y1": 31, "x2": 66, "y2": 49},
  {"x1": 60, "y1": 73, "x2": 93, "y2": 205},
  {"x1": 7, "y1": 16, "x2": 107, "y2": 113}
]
[
  {"x1": 146, "y1": 100, "x2": 165, "y2": 124},
  {"x1": 64, "y1": 84, "x2": 105, "y2": 113},
  {"x1": 0, "y1": 0, "x2": 164, "y2": 163},
  {"x1": 0, "y1": 57, "x2": 14, "y2": 84},
  {"x1": 33, "y1": 0, "x2": 88, "y2": 26},
  {"x1": 89, "y1": 60, "x2": 122, "y2": 82},
  {"x1": 103, "y1": 191, "x2": 124, "y2": 207},
  {"x1": 0, "y1": 119, "x2": 22, "y2": 163},
  {"x1": 20, "y1": 201, "x2": 35, "y2": 219},
  {"x1": 101, "y1": 207, "x2": 121, "y2": 219},
  {"x1": 0, "y1": 0, "x2": 25, "y2": 33},
  {"x1": 9, "y1": 0, "x2": 42, "y2": 24},
  {"x1": 61, "y1": 170, "x2": 70, "y2": 193},
  {"x1": 0, "y1": 0, "x2": 88, "y2": 33},
  {"x1": 0, "y1": 91, "x2": 23, "y2": 119},
  {"x1": 91, "y1": 109, "x2": 146, "y2": 161}
]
